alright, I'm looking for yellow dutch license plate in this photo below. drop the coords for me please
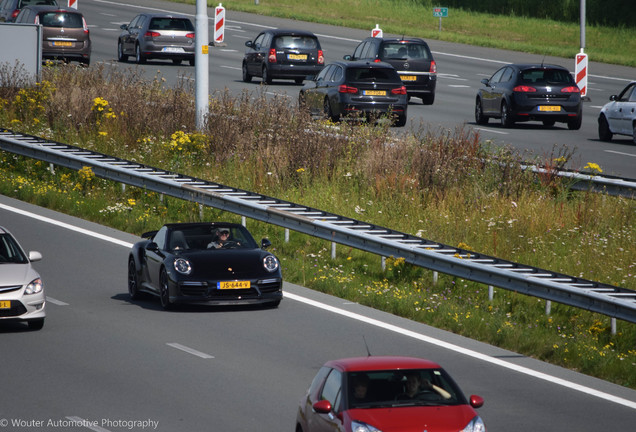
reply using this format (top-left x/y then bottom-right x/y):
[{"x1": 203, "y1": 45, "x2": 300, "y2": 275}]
[
  {"x1": 0, "y1": 300, "x2": 11, "y2": 309},
  {"x1": 538, "y1": 105, "x2": 561, "y2": 112},
  {"x1": 400, "y1": 75, "x2": 417, "y2": 81},
  {"x1": 217, "y1": 281, "x2": 250, "y2": 290},
  {"x1": 288, "y1": 54, "x2": 307, "y2": 60},
  {"x1": 364, "y1": 90, "x2": 386, "y2": 96},
  {"x1": 53, "y1": 41, "x2": 73, "y2": 47}
]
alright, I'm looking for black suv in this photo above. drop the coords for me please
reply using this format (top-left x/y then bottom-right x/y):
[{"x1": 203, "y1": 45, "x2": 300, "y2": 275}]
[
  {"x1": 242, "y1": 29, "x2": 324, "y2": 85},
  {"x1": 344, "y1": 37, "x2": 437, "y2": 104}
]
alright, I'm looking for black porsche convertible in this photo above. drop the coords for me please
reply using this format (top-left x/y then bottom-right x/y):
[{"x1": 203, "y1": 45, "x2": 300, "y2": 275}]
[{"x1": 127, "y1": 222, "x2": 283, "y2": 309}]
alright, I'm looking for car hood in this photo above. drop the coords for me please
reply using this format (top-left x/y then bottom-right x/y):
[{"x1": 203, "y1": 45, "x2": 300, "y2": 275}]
[
  {"x1": 0, "y1": 263, "x2": 38, "y2": 286},
  {"x1": 177, "y1": 249, "x2": 275, "y2": 279},
  {"x1": 345, "y1": 405, "x2": 478, "y2": 431}
]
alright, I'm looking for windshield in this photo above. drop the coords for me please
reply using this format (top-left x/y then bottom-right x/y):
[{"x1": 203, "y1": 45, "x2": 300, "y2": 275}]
[
  {"x1": 346, "y1": 368, "x2": 466, "y2": 409},
  {"x1": 0, "y1": 234, "x2": 28, "y2": 264},
  {"x1": 166, "y1": 225, "x2": 258, "y2": 251}
]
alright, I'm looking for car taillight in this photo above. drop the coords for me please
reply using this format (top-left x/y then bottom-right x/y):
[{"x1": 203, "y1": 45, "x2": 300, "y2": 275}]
[
  {"x1": 318, "y1": 49, "x2": 324, "y2": 65},
  {"x1": 513, "y1": 85, "x2": 537, "y2": 92},
  {"x1": 186, "y1": 33, "x2": 195, "y2": 39},
  {"x1": 11, "y1": 9, "x2": 19, "y2": 19},
  {"x1": 374, "y1": 58, "x2": 382, "y2": 63},
  {"x1": 144, "y1": 31, "x2": 161, "y2": 38},
  {"x1": 561, "y1": 86, "x2": 581, "y2": 93},
  {"x1": 391, "y1": 86, "x2": 407, "y2": 95},
  {"x1": 82, "y1": 17, "x2": 89, "y2": 33},
  {"x1": 338, "y1": 85, "x2": 358, "y2": 94},
  {"x1": 268, "y1": 48, "x2": 277, "y2": 63},
  {"x1": 430, "y1": 60, "x2": 437, "y2": 73}
]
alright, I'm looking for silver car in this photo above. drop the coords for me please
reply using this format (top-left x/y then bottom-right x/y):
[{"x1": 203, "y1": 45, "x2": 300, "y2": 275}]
[
  {"x1": 117, "y1": 12, "x2": 195, "y2": 66},
  {"x1": 0, "y1": 226, "x2": 45, "y2": 330},
  {"x1": 598, "y1": 81, "x2": 636, "y2": 144}
]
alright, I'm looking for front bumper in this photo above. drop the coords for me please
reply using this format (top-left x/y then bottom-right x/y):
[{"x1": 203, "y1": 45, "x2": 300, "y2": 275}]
[
  {"x1": 0, "y1": 291, "x2": 46, "y2": 322},
  {"x1": 170, "y1": 277, "x2": 283, "y2": 305}
]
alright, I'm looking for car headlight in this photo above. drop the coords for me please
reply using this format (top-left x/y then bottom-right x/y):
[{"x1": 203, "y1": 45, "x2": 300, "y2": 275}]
[
  {"x1": 351, "y1": 421, "x2": 382, "y2": 432},
  {"x1": 263, "y1": 255, "x2": 279, "y2": 272},
  {"x1": 25, "y1": 278, "x2": 43, "y2": 295},
  {"x1": 174, "y1": 258, "x2": 192, "y2": 275},
  {"x1": 461, "y1": 416, "x2": 486, "y2": 432}
]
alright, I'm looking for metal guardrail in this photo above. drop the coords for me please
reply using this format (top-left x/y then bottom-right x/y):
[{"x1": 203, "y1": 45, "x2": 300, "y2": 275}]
[{"x1": 1, "y1": 128, "x2": 635, "y2": 323}]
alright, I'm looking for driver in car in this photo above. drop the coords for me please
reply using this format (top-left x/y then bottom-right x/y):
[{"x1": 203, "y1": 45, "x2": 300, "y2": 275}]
[{"x1": 208, "y1": 228, "x2": 231, "y2": 249}]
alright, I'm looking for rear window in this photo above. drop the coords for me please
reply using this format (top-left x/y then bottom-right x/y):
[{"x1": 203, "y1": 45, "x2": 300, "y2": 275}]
[
  {"x1": 346, "y1": 67, "x2": 399, "y2": 83},
  {"x1": 274, "y1": 35, "x2": 317, "y2": 50},
  {"x1": 521, "y1": 68, "x2": 573, "y2": 85},
  {"x1": 19, "y1": 0, "x2": 57, "y2": 6},
  {"x1": 149, "y1": 18, "x2": 194, "y2": 31},
  {"x1": 380, "y1": 43, "x2": 431, "y2": 60},
  {"x1": 39, "y1": 12, "x2": 83, "y2": 28}
]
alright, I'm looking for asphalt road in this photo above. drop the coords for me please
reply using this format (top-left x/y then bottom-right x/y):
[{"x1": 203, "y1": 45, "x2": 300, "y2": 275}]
[
  {"x1": 76, "y1": 0, "x2": 636, "y2": 178},
  {"x1": 1, "y1": 195, "x2": 636, "y2": 431}
]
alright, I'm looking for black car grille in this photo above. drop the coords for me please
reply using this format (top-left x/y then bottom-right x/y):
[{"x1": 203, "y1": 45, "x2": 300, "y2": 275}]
[
  {"x1": 527, "y1": 94, "x2": 571, "y2": 101},
  {"x1": 177, "y1": 279, "x2": 282, "y2": 297},
  {"x1": 259, "y1": 279, "x2": 282, "y2": 293},
  {"x1": 0, "y1": 302, "x2": 27, "y2": 317}
]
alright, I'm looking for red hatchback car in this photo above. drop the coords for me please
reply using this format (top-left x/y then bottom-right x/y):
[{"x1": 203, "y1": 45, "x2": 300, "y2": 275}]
[{"x1": 296, "y1": 356, "x2": 485, "y2": 432}]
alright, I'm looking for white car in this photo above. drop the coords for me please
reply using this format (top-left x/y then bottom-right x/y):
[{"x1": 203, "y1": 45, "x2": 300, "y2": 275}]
[
  {"x1": 0, "y1": 226, "x2": 45, "y2": 330},
  {"x1": 598, "y1": 81, "x2": 636, "y2": 144}
]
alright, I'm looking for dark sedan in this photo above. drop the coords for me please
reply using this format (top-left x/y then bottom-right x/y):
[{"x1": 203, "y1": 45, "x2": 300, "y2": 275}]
[
  {"x1": 475, "y1": 63, "x2": 582, "y2": 129},
  {"x1": 117, "y1": 13, "x2": 195, "y2": 65},
  {"x1": 299, "y1": 60, "x2": 408, "y2": 126},
  {"x1": 128, "y1": 222, "x2": 282, "y2": 309}
]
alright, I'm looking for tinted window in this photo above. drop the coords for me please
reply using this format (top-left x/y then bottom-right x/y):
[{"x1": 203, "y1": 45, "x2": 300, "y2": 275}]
[
  {"x1": 500, "y1": 67, "x2": 514, "y2": 83},
  {"x1": 489, "y1": 67, "x2": 506, "y2": 84},
  {"x1": 352, "y1": 41, "x2": 366, "y2": 59},
  {"x1": 0, "y1": 233, "x2": 28, "y2": 264},
  {"x1": 618, "y1": 83, "x2": 636, "y2": 102},
  {"x1": 40, "y1": 12, "x2": 83, "y2": 28},
  {"x1": 148, "y1": 17, "x2": 193, "y2": 31},
  {"x1": 320, "y1": 369, "x2": 342, "y2": 410},
  {"x1": 521, "y1": 68, "x2": 573, "y2": 85},
  {"x1": 381, "y1": 43, "x2": 431, "y2": 60},
  {"x1": 346, "y1": 67, "x2": 399, "y2": 83},
  {"x1": 21, "y1": 0, "x2": 56, "y2": 5},
  {"x1": 315, "y1": 64, "x2": 332, "y2": 81},
  {"x1": 274, "y1": 35, "x2": 317, "y2": 49}
]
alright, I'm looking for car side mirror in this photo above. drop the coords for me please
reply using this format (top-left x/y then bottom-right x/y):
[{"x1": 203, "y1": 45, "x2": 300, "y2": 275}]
[
  {"x1": 343, "y1": 54, "x2": 352, "y2": 60},
  {"x1": 469, "y1": 395, "x2": 484, "y2": 409},
  {"x1": 609, "y1": 95, "x2": 617, "y2": 101},
  {"x1": 28, "y1": 251, "x2": 42, "y2": 262},
  {"x1": 480, "y1": 78, "x2": 489, "y2": 86},
  {"x1": 120, "y1": 24, "x2": 128, "y2": 30},
  {"x1": 261, "y1": 238, "x2": 272, "y2": 249},
  {"x1": 146, "y1": 242, "x2": 159, "y2": 252},
  {"x1": 245, "y1": 40, "x2": 253, "y2": 48},
  {"x1": 312, "y1": 399, "x2": 332, "y2": 414}
]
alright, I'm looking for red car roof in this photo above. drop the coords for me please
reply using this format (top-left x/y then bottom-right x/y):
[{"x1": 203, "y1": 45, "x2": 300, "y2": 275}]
[{"x1": 324, "y1": 356, "x2": 441, "y2": 372}]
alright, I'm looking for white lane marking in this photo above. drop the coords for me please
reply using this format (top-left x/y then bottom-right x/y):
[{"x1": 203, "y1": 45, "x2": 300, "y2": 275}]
[
  {"x1": 2, "y1": 183, "x2": 635, "y2": 409},
  {"x1": 220, "y1": 65, "x2": 241, "y2": 70},
  {"x1": 284, "y1": 292, "x2": 636, "y2": 410},
  {"x1": 167, "y1": 343, "x2": 214, "y2": 359},
  {"x1": 606, "y1": 150, "x2": 636, "y2": 158},
  {"x1": 47, "y1": 297, "x2": 69, "y2": 306},
  {"x1": 448, "y1": 85, "x2": 470, "y2": 88},
  {"x1": 65, "y1": 417, "x2": 111, "y2": 432},
  {"x1": 473, "y1": 127, "x2": 509, "y2": 135}
]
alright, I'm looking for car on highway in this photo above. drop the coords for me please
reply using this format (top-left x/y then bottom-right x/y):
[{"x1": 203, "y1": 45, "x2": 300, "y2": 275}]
[
  {"x1": 296, "y1": 356, "x2": 486, "y2": 432},
  {"x1": 0, "y1": 226, "x2": 45, "y2": 330},
  {"x1": 344, "y1": 37, "x2": 437, "y2": 105},
  {"x1": 598, "y1": 81, "x2": 636, "y2": 144},
  {"x1": 117, "y1": 13, "x2": 195, "y2": 66},
  {"x1": 127, "y1": 222, "x2": 282, "y2": 310},
  {"x1": 0, "y1": 0, "x2": 57, "y2": 23},
  {"x1": 475, "y1": 63, "x2": 582, "y2": 129},
  {"x1": 14, "y1": 5, "x2": 91, "y2": 66},
  {"x1": 242, "y1": 28, "x2": 324, "y2": 84},
  {"x1": 299, "y1": 60, "x2": 408, "y2": 126}
]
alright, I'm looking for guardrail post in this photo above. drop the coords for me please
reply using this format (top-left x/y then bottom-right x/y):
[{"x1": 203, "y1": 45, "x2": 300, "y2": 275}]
[
  {"x1": 241, "y1": 216, "x2": 246, "y2": 227},
  {"x1": 433, "y1": 271, "x2": 438, "y2": 285},
  {"x1": 611, "y1": 318, "x2": 616, "y2": 335},
  {"x1": 284, "y1": 228, "x2": 289, "y2": 243},
  {"x1": 381, "y1": 256, "x2": 386, "y2": 271},
  {"x1": 331, "y1": 242, "x2": 336, "y2": 259},
  {"x1": 488, "y1": 285, "x2": 494, "y2": 301},
  {"x1": 49, "y1": 163, "x2": 55, "y2": 174},
  {"x1": 545, "y1": 300, "x2": 552, "y2": 315},
  {"x1": 199, "y1": 204, "x2": 203, "y2": 220}
]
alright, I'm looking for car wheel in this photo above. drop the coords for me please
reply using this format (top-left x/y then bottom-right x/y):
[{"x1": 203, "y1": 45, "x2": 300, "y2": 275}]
[
  {"x1": 598, "y1": 115, "x2": 613, "y2": 141},
  {"x1": 421, "y1": 93, "x2": 435, "y2": 105},
  {"x1": 128, "y1": 257, "x2": 141, "y2": 300},
  {"x1": 323, "y1": 97, "x2": 338, "y2": 123},
  {"x1": 117, "y1": 41, "x2": 128, "y2": 62},
  {"x1": 135, "y1": 44, "x2": 146, "y2": 64},
  {"x1": 394, "y1": 114, "x2": 407, "y2": 127},
  {"x1": 475, "y1": 98, "x2": 488, "y2": 125},
  {"x1": 262, "y1": 66, "x2": 272, "y2": 84},
  {"x1": 172, "y1": 59, "x2": 182, "y2": 65},
  {"x1": 159, "y1": 268, "x2": 172, "y2": 310},
  {"x1": 567, "y1": 114, "x2": 582, "y2": 130},
  {"x1": 28, "y1": 319, "x2": 44, "y2": 330},
  {"x1": 500, "y1": 101, "x2": 513, "y2": 128},
  {"x1": 242, "y1": 62, "x2": 252, "y2": 83},
  {"x1": 542, "y1": 119, "x2": 555, "y2": 127}
]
